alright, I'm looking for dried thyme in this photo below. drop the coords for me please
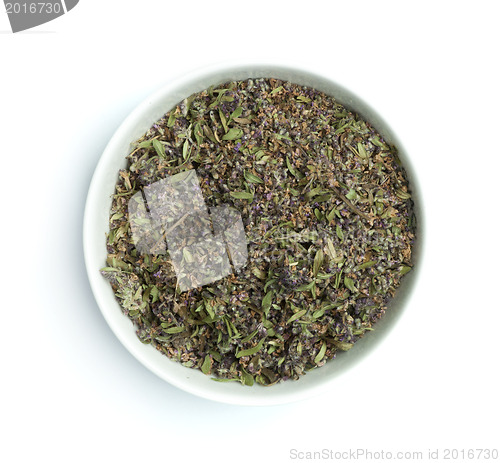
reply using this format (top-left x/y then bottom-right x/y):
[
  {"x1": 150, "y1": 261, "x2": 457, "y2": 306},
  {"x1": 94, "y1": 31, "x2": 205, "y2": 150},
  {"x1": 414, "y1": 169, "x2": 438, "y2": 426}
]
[{"x1": 102, "y1": 78, "x2": 416, "y2": 386}]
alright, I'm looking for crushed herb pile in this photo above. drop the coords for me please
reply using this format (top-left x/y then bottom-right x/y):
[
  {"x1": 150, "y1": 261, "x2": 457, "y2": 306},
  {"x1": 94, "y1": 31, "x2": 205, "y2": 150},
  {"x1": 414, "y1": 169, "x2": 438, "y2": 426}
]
[{"x1": 102, "y1": 78, "x2": 416, "y2": 386}]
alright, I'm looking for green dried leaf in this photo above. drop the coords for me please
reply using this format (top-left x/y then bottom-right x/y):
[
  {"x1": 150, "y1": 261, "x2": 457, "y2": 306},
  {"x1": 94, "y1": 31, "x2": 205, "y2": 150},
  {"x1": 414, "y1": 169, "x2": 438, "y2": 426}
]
[
  {"x1": 166, "y1": 326, "x2": 185, "y2": 334},
  {"x1": 241, "y1": 329, "x2": 259, "y2": 343},
  {"x1": 262, "y1": 291, "x2": 274, "y2": 312},
  {"x1": 230, "y1": 106, "x2": 243, "y2": 120},
  {"x1": 392, "y1": 226, "x2": 401, "y2": 236},
  {"x1": 240, "y1": 369, "x2": 254, "y2": 386},
  {"x1": 399, "y1": 265, "x2": 412, "y2": 276},
  {"x1": 346, "y1": 188, "x2": 358, "y2": 201},
  {"x1": 252, "y1": 268, "x2": 267, "y2": 279},
  {"x1": 203, "y1": 125, "x2": 217, "y2": 143},
  {"x1": 344, "y1": 277, "x2": 356, "y2": 292},
  {"x1": 287, "y1": 309, "x2": 307, "y2": 324},
  {"x1": 313, "y1": 249, "x2": 324, "y2": 277},
  {"x1": 297, "y1": 95, "x2": 311, "y2": 103},
  {"x1": 255, "y1": 149, "x2": 266, "y2": 160},
  {"x1": 204, "y1": 301, "x2": 215, "y2": 319},
  {"x1": 396, "y1": 188, "x2": 412, "y2": 200},
  {"x1": 357, "y1": 260, "x2": 376, "y2": 270},
  {"x1": 209, "y1": 350, "x2": 221, "y2": 362},
  {"x1": 357, "y1": 142, "x2": 369, "y2": 159},
  {"x1": 270, "y1": 86, "x2": 283, "y2": 95},
  {"x1": 201, "y1": 355, "x2": 212, "y2": 375},
  {"x1": 305, "y1": 186, "x2": 322, "y2": 201},
  {"x1": 316, "y1": 272, "x2": 334, "y2": 281},
  {"x1": 230, "y1": 191, "x2": 254, "y2": 200},
  {"x1": 236, "y1": 339, "x2": 265, "y2": 358},
  {"x1": 209, "y1": 88, "x2": 230, "y2": 108},
  {"x1": 314, "y1": 341, "x2": 327, "y2": 364},
  {"x1": 286, "y1": 156, "x2": 301, "y2": 179},
  {"x1": 295, "y1": 281, "x2": 315, "y2": 291},
  {"x1": 264, "y1": 278, "x2": 276, "y2": 293},
  {"x1": 234, "y1": 117, "x2": 252, "y2": 125},
  {"x1": 182, "y1": 139, "x2": 190, "y2": 160},
  {"x1": 244, "y1": 170, "x2": 264, "y2": 184},
  {"x1": 327, "y1": 208, "x2": 336, "y2": 223},
  {"x1": 224, "y1": 318, "x2": 233, "y2": 338},
  {"x1": 152, "y1": 139, "x2": 165, "y2": 158},
  {"x1": 333, "y1": 341, "x2": 353, "y2": 351},
  {"x1": 193, "y1": 122, "x2": 204, "y2": 145},
  {"x1": 315, "y1": 194, "x2": 332, "y2": 203},
  {"x1": 150, "y1": 285, "x2": 159, "y2": 303},
  {"x1": 371, "y1": 136, "x2": 387, "y2": 148},
  {"x1": 219, "y1": 108, "x2": 228, "y2": 133},
  {"x1": 313, "y1": 304, "x2": 333, "y2": 319},
  {"x1": 167, "y1": 112, "x2": 177, "y2": 127},
  {"x1": 135, "y1": 140, "x2": 153, "y2": 148},
  {"x1": 222, "y1": 128, "x2": 243, "y2": 140},
  {"x1": 100, "y1": 267, "x2": 119, "y2": 273},
  {"x1": 211, "y1": 377, "x2": 239, "y2": 383},
  {"x1": 336, "y1": 224, "x2": 344, "y2": 242}
]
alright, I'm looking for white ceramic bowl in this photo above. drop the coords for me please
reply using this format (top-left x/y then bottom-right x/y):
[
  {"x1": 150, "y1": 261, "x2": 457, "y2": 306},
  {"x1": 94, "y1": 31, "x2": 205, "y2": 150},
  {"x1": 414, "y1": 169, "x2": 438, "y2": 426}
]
[{"x1": 83, "y1": 63, "x2": 422, "y2": 406}]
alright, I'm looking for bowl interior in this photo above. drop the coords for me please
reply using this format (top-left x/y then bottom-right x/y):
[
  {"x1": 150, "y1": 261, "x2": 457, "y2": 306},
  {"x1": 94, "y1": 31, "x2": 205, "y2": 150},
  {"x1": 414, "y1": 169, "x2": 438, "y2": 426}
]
[{"x1": 83, "y1": 64, "x2": 422, "y2": 406}]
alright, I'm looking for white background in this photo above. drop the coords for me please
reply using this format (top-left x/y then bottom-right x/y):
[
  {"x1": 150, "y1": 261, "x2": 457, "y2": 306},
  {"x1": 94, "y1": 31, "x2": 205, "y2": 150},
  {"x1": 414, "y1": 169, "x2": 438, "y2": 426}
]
[{"x1": 1, "y1": 1, "x2": 499, "y2": 462}]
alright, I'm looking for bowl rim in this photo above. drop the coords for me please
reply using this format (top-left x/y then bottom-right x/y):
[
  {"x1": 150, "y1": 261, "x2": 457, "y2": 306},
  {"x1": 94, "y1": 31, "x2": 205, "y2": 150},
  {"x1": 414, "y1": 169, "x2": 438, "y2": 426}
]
[{"x1": 83, "y1": 61, "x2": 424, "y2": 406}]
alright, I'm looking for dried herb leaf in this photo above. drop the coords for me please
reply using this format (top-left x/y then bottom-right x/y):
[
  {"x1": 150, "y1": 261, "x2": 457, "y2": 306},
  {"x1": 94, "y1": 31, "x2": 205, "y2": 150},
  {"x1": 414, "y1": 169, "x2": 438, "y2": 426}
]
[
  {"x1": 244, "y1": 170, "x2": 264, "y2": 184},
  {"x1": 135, "y1": 140, "x2": 153, "y2": 148},
  {"x1": 193, "y1": 122, "x2": 204, "y2": 145},
  {"x1": 219, "y1": 109, "x2": 228, "y2": 133},
  {"x1": 240, "y1": 369, "x2": 254, "y2": 386},
  {"x1": 313, "y1": 249, "x2": 324, "y2": 277},
  {"x1": 399, "y1": 265, "x2": 412, "y2": 276},
  {"x1": 253, "y1": 268, "x2": 267, "y2": 279},
  {"x1": 344, "y1": 277, "x2": 356, "y2": 292},
  {"x1": 165, "y1": 326, "x2": 185, "y2": 334},
  {"x1": 336, "y1": 224, "x2": 344, "y2": 242},
  {"x1": 236, "y1": 339, "x2": 265, "y2": 358},
  {"x1": 222, "y1": 128, "x2": 243, "y2": 140},
  {"x1": 262, "y1": 290, "x2": 274, "y2": 313},
  {"x1": 201, "y1": 355, "x2": 212, "y2": 375},
  {"x1": 182, "y1": 139, "x2": 190, "y2": 160},
  {"x1": 230, "y1": 106, "x2": 243, "y2": 120},
  {"x1": 230, "y1": 191, "x2": 254, "y2": 201},
  {"x1": 346, "y1": 188, "x2": 358, "y2": 201},
  {"x1": 333, "y1": 341, "x2": 353, "y2": 351},
  {"x1": 396, "y1": 188, "x2": 412, "y2": 200},
  {"x1": 314, "y1": 341, "x2": 327, "y2": 364},
  {"x1": 286, "y1": 156, "x2": 301, "y2": 179},
  {"x1": 357, "y1": 260, "x2": 376, "y2": 270},
  {"x1": 287, "y1": 309, "x2": 307, "y2": 324},
  {"x1": 357, "y1": 142, "x2": 369, "y2": 159},
  {"x1": 152, "y1": 139, "x2": 165, "y2": 158}
]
